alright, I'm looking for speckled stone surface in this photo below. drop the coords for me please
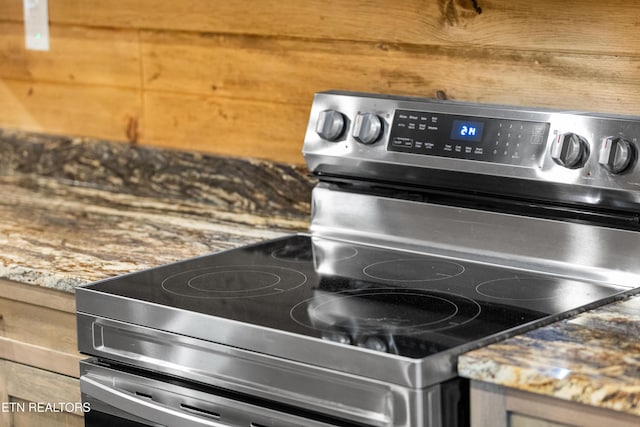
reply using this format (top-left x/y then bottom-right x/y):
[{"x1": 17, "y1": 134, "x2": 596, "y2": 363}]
[
  {"x1": 5, "y1": 130, "x2": 640, "y2": 420},
  {"x1": 0, "y1": 129, "x2": 314, "y2": 292},
  {"x1": 459, "y1": 295, "x2": 640, "y2": 416}
]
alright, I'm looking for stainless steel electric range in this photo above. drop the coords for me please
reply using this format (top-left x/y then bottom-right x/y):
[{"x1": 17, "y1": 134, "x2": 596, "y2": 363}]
[{"x1": 76, "y1": 91, "x2": 640, "y2": 427}]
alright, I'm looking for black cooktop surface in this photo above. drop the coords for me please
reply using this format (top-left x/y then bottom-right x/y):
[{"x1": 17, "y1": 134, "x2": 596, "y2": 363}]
[{"x1": 84, "y1": 235, "x2": 626, "y2": 359}]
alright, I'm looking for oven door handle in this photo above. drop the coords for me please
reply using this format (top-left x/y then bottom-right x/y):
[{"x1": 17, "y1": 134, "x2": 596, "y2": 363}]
[{"x1": 81, "y1": 375, "x2": 228, "y2": 427}]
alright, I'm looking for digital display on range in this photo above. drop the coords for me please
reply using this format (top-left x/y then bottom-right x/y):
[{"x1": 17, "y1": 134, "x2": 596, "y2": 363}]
[
  {"x1": 387, "y1": 108, "x2": 551, "y2": 168},
  {"x1": 450, "y1": 120, "x2": 484, "y2": 142}
]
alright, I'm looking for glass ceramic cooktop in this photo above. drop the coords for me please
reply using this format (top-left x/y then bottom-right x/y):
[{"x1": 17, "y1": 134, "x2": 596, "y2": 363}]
[{"x1": 86, "y1": 235, "x2": 626, "y2": 359}]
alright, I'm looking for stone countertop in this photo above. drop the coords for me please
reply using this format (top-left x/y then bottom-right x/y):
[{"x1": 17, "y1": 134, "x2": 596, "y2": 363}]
[
  {"x1": 459, "y1": 294, "x2": 640, "y2": 416},
  {"x1": 4, "y1": 130, "x2": 640, "y2": 418},
  {"x1": 0, "y1": 129, "x2": 314, "y2": 292}
]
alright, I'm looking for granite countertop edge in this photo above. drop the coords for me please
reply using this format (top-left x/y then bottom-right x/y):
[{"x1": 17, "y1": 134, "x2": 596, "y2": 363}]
[
  {"x1": 459, "y1": 294, "x2": 640, "y2": 417},
  {"x1": 0, "y1": 129, "x2": 314, "y2": 293}
]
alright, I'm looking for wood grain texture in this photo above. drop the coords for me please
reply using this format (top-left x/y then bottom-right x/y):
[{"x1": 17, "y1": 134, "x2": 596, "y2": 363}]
[
  {"x1": 0, "y1": 363, "x2": 8, "y2": 426},
  {"x1": 470, "y1": 381, "x2": 507, "y2": 427},
  {"x1": 471, "y1": 381, "x2": 640, "y2": 427},
  {"x1": 2, "y1": 1, "x2": 640, "y2": 55},
  {"x1": 0, "y1": 80, "x2": 140, "y2": 142},
  {"x1": 0, "y1": 23, "x2": 140, "y2": 87},
  {"x1": 2, "y1": 1, "x2": 640, "y2": 163},
  {"x1": 0, "y1": 296, "x2": 77, "y2": 355},
  {"x1": 0, "y1": 279, "x2": 75, "y2": 313},
  {"x1": 141, "y1": 30, "x2": 640, "y2": 114},
  {"x1": 0, "y1": 338, "x2": 82, "y2": 378},
  {"x1": 10, "y1": 399, "x2": 84, "y2": 427},
  {"x1": 142, "y1": 92, "x2": 311, "y2": 164},
  {"x1": 0, "y1": 280, "x2": 81, "y2": 377},
  {"x1": 3, "y1": 361, "x2": 82, "y2": 414}
]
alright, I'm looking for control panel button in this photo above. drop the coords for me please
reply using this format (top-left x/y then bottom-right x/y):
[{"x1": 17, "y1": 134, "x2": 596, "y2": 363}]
[
  {"x1": 353, "y1": 112, "x2": 383, "y2": 145},
  {"x1": 388, "y1": 109, "x2": 550, "y2": 168},
  {"x1": 550, "y1": 132, "x2": 589, "y2": 168},
  {"x1": 599, "y1": 137, "x2": 634, "y2": 174},
  {"x1": 316, "y1": 110, "x2": 345, "y2": 141}
]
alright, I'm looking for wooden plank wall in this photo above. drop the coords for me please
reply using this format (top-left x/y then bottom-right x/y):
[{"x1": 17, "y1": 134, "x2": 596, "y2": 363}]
[{"x1": 1, "y1": 1, "x2": 639, "y2": 164}]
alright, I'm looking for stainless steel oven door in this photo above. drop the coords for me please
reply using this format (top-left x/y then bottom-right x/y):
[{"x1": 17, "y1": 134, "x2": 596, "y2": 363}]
[{"x1": 80, "y1": 359, "x2": 346, "y2": 427}]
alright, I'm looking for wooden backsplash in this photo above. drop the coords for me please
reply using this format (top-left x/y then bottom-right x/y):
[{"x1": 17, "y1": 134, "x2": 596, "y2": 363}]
[{"x1": 1, "y1": 1, "x2": 639, "y2": 164}]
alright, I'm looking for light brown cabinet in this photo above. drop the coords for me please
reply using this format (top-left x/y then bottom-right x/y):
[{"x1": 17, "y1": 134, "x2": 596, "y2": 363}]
[
  {"x1": 0, "y1": 360, "x2": 83, "y2": 427},
  {"x1": 470, "y1": 380, "x2": 640, "y2": 427},
  {"x1": 0, "y1": 279, "x2": 84, "y2": 426}
]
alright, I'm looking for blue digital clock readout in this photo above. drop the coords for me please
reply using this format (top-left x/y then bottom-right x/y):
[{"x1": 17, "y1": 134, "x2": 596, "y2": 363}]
[{"x1": 451, "y1": 120, "x2": 484, "y2": 142}]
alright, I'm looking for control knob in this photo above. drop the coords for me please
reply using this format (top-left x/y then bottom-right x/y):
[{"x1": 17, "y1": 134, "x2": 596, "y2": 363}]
[
  {"x1": 599, "y1": 137, "x2": 634, "y2": 174},
  {"x1": 353, "y1": 112, "x2": 383, "y2": 144},
  {"x1": 550, "y1": 132, "x2": 589, "y2": 168},
  {"x1": 316, "y1": 110, "x2": 345, "y2": 141},
  {"x1": 357, "y1": 336, "x2": 388, "y2": 353}
]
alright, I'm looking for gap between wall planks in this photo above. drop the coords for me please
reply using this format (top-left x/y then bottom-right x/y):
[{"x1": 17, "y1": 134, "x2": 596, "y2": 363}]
[{"x1": 1, "y1": 1, "x2": 639, "y2": 164}]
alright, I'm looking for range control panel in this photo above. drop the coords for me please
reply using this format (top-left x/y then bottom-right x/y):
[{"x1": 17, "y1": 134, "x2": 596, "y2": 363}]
[
  {"x1": 303, "y1": 91, "x2": 640, "y2": 209},
  {"x1": 388, "y1": 110, "x2": 550, "y2": 167}
]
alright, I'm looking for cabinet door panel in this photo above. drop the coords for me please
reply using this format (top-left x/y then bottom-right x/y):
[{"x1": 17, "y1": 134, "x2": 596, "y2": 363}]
[
  {"x1": 10, "y1": 398, "x2": 83, "y2": 427},
  {"x1": 509, "y1": 413, "x2": 571, "y2": 427},
  {"x1": 0, "y1": 361, "x2": 84, "y2": 427},
  {"x1": 0, "y1": 279, "x2": 82, "y2": 377},
  {"x1": 471, "y1": 380, "x2": 640, "y2": 427}
]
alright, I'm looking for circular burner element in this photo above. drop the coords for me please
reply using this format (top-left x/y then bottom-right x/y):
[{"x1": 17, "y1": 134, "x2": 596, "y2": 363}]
[
  {"x1": 363, "y1": 259, "x2": 464, "y2": 283},
  {"x1": 476, "y1": 276, "x2": 566, "y2": 301},
  {"x1": 188, "y1": 270, "x2": 280, "y2": 292},
  {"x1": 290, "y1": 288, "x2": 481, "y2": 335},
  {"x1": 162, "y1": 265, "x2": 307, "y2": 299}
]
